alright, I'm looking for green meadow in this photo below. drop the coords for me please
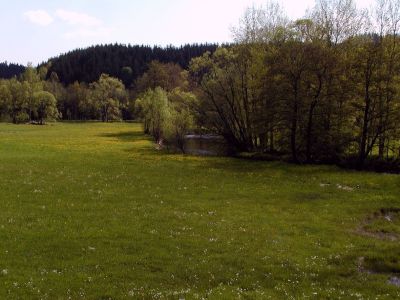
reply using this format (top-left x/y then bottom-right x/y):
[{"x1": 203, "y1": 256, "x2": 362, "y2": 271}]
[{"x1": 0, "y1": 122, "x2": 399, "y2": 299}]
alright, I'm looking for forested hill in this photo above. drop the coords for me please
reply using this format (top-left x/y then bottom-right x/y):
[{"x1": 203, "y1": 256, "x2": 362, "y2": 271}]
[
  {"x1": 46, "y1": 43, "x2": 218, "y2": 86},
  {"x1": 0, "y1": 62, "x2": 26, "y2": 79}
]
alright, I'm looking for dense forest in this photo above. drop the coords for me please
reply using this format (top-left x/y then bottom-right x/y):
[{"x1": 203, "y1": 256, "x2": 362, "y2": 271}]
[
  {"x1": 45, "y1": 43, "x2": 218, "y2": 86},
  {"x1": 135, "y1": 0, "x2": 400, "y2": 171},
  {"x1": 0, "y1": 62, "x2": 25, "y2": 79},
  {"x1": 1, "y1": 0, "x2": 400, "y2": 171}
]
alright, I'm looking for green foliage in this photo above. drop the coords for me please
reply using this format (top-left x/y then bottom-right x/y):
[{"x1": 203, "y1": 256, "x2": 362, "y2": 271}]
[
  {"x1": 4, "y1": 78, "x2": 29, "y2": 124},
  {"x1": 45, "y1": 44, "x2": 218, "y2": 85},
  {"x1": 66, "y1": 82, "x2": 91, "y2": 120},
  {"x1": 1, "y1": 0, "x2": 400, "y2": 170},
  {"x1": 89, "y1": 74, "x2": 127, "y2": 122},
  {"x1": 188, "y1": 0, "x2": 400, "y2": 165},
  {"x1": 33, "y1": 91, "x2": 59, "y2": 124},
  {"x1": 135, "y1": 87, "x2": 197, "y2": 150},
  {"x1": 190, "y1": 46, "x2": 265, "y2": 152},
  {"x1": 135, "y1": 61, "x2": 188, "y2": 93},
  {"x1": 164, "y1": 89, "x2": 197, "y2": 152},
  {"x1": 21, "y1": 65, "x2": 45, "y2": 122},
  {"x1": 0, "y1": 67, "x2": 59, "y2": 124},
  {"x1": 135, "y1": 87, "x2": 171, "y2": 142},
  {"x1": 0, "y1": 80, "x2": 11, "y2": 116}
]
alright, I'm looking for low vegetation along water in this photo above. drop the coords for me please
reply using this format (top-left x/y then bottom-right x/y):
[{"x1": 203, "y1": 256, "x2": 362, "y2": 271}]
[{"x1": 0, "y1": 123, "x2": 399, "y2": 299}]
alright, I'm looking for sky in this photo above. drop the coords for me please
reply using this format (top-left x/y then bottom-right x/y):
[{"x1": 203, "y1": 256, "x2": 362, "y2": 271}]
[{"x1": 0, "y1": 0, "x2": 375, "y2": 65}]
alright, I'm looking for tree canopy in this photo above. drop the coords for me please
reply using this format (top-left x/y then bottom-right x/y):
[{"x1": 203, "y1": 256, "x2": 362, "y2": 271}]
[{"x1": 45, "y1": 43, "x2": 218, "y2": 87}]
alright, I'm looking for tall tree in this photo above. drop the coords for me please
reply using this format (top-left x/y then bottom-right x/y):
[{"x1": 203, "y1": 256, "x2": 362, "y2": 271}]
[
  {"x1": 21, "y1": 65, "x2": 43, "y2": 122},
  {"x1": 5, "y1": 78, "x2": 29, "y2": 124},
  {"x1": 33, "y1": 91, "x2": 59, "y2": 125},
  {"x1": 90, "y1": 74, "x2": 126, "y2": 122},
  {"x1": 135, "y1": 87, "x2": 171, "y2": 143},
  {"x1": 135, "y1": 61, "x2": 188, "y2": 94}
]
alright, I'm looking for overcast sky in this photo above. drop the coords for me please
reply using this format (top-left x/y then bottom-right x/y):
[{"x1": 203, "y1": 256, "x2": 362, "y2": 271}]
[{"x1": 0, "y1": 0, "x2": 375, "y2": 65}]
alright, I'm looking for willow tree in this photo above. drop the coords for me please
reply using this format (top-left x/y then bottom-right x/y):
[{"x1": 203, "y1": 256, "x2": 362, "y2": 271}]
[
  {"x1": 33, "y1": 91, "x2": 59, "y2": 125},
  {"x1": 0, "y1": 80, "x2": 11, "y2": 118},
  {"x1": 90, "y1": 74, "x2": 126, "y2": 122},
  {"x1": 135, "y1": 87, "x2": 171, "y2": 143},
  {"x1": 21, "y1": 64, "x2": 43, "y2": 122},
  {"x1": 4, "y1": 78, "x2": 29, "y2": 124},
  {"x1": 165, "y1": 89, "x2": 197, "y2": 152}
]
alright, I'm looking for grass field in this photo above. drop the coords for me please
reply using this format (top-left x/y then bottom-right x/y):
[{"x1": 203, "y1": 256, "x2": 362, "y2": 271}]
[{"x1": 0, "y1": 122, "x2": 399, "y2": 299}]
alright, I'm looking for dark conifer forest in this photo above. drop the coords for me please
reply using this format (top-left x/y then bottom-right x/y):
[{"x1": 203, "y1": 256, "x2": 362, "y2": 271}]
[
  {"x1": 44, "y1": 43, "x2": 218, "y2": 86},
  {"x1": 0, "y1": 62, "x2": 26, "y2": 79}
]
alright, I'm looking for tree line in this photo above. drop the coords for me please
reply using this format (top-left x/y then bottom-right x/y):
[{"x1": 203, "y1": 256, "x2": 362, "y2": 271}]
[
  {"x1": 0, "y1": 62, "x2": 25, "y2": 79},
  {"x1": 0, "y1": 43, "x2": 216, "y2": 122},
  {"x1": 138, "y1": 0, "x2": 400, "y2": 171},
  {"x1": 44, "y1": 43, "x2": 218, "y2": 86},
  {"x1": 1, "y1": 0, "x2": 400, "y2": 171},
  {"x1": 0, "y1": 65, "x2": 129, "y2": 124},
  {"x1": 0, "y1": 59, "x2": 194, "y2": 123}
]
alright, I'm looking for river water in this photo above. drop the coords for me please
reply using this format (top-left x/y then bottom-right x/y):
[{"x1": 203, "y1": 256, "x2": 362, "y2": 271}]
[{"x1": 184, "y1": 134, "x2": 230, "y2": 156}]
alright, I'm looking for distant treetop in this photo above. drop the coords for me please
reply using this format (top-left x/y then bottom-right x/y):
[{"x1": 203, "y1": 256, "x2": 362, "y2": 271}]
[{"x1": 0, "y1": 62, "x2": 26, "y2": 79}]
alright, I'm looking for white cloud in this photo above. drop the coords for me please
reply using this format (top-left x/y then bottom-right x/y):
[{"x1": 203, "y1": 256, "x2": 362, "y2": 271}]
[
  {"x1": 24, "y1": 10, "x2": 54, "y2": 26},
  {"x1": 55, "y1": 9, "x2": 102, "y2": 27},
  {"x1": 55, "y1": 9, "x2": 112, "y2": 40}
]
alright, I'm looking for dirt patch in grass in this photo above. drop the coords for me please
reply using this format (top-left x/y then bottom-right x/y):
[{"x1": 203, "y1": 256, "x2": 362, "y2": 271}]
[
  {"x1": 357, "y1": 208, "x2": 400, "y2": 241},
  {"x1": 356, "y1": 209, "x2": 400, "y2": 288},
  {"x1": 358, "y1": 256, "x2": 400, "y2": 288},
  {"x1": 389, "y1": 276, "x2": 400, "y2": 287}
]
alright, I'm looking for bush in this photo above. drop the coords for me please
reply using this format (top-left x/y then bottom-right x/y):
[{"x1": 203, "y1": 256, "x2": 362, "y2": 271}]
[{"x1": 339, "y1": 155, "x2": 400, "y2": 174}]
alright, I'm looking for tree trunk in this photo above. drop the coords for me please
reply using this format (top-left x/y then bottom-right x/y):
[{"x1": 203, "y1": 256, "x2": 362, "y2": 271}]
[
  {"x1": 269, "y1": 128, "x2": 274, "y2": 153},
  {"x1": 259, "y1": 132, "x2": 267, "y2": 151},
  {"x1": 306, "y1": 74, "x2": 323, "y2": 163},
  {"x1": 378, "y1": 133, "x2": 385, "y2": 160},
  {"x1": 290, "y1": 82, "x2": 299, "y2": 163},
  {"x1": 359, "y1": 78, "x2": 371, "y2": 167},
  {"x1": 306, "y1": 102, "x2": 317, "y2": 163}
]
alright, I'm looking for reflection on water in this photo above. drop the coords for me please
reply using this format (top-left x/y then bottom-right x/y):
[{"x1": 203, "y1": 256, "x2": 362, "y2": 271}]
[{"x1": 184, "y1": 134, "x2": 230, "y2": 156}]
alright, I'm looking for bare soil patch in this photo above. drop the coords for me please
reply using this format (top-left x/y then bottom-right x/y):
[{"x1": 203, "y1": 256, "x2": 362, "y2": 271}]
[
  {"x1": 357, "y1": 208, "x2": 400, "y2": 241},
  {"x1": 358, "y1": 257, "x2": 400, "y2": 288}
]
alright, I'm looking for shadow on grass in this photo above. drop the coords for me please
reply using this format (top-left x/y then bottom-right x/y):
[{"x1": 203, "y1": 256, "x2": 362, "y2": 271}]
[
  {"x1": 99, "y1": 131, "x2": 345, "y2": 175},
  {"x1": 99, "y1": 131, "x2": 149, "y2": 142},
  {"x1": 99, "y1": 131, "x2": 160, "y2": 156},
  {"x1": 198, "y1": 156, "x2": 341, "y2": 175}
]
